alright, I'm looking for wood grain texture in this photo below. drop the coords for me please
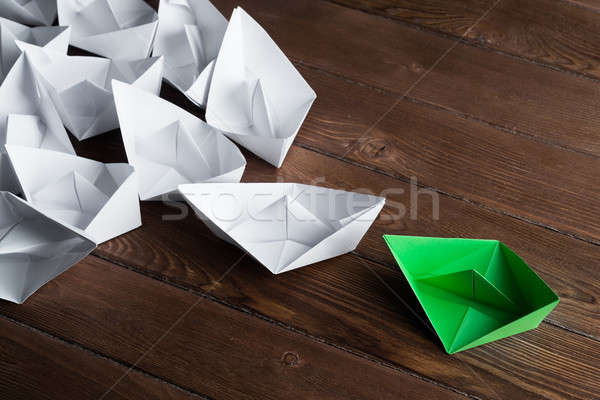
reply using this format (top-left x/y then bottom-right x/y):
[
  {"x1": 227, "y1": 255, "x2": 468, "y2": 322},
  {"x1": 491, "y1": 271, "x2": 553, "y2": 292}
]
[
  {"x1": 331, "y1": 0, "x2": 600, "y2": 82},
  {"x1": 0, "y1": 258, "x2": 467, "y2": 400},
  {"x1": 347, "y1": 98, "x2": 600, "y2": 241},
  {"x1": 327, "y1": 0, "x2": 496, "y2": 36},
  {"x1": 0, "y1": 317, "x2": 198, "y2": 400},
  {"x1": 411, "y1": 42, "x2": 600, "y2": 156}
]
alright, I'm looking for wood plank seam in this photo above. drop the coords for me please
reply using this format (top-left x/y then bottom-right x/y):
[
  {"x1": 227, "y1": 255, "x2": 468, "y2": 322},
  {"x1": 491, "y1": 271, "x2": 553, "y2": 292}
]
[
  {"x1": 291, "y1": 55, "x2": 600, "y2": 160},
  {"x1": 89, "y1": 253, "x2": 482, "y2": 400},
  {"x1": 405, "y1": 96, "x2": 600, "y2": 159},
  {"x1": 0, "y1": 313, "x2": 214, "y2": 400},
  {"x1": 323, "y1": 0, "x2": 600, "y2": 85},
  {"x1": 293, "y1": 140, "x2": 600, "y2": 249}
]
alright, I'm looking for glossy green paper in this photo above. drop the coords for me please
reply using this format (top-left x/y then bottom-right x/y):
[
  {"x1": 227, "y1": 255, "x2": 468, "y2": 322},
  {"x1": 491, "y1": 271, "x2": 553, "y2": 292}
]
[{"x1": 383, "y1": 235, "x2": 559, "y2": 354}]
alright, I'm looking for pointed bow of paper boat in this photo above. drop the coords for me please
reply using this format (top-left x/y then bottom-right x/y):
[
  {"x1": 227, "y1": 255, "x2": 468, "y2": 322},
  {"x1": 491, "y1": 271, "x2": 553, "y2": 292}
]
[
  {"x1": 57, "y1": 0, "x2": 158, "y2": 60},
  {"x1": 5, "y1": 145, "x2": 141, "y2": 244},
  {"x1": 178, "y1": 183, "x2": 385, "y2": 274},
  {"x1": 383, "y1": 235, "x2": 560, "y2": 354},
  {"x1": 113, "y1": 80, "x2": 246, "y2": 201},
  {"x1": 0, "y1": 191, "x2": 96, "y2": 304},
  {"x1": 206, "y1": 7, "x2": 316, "y2": 168}
]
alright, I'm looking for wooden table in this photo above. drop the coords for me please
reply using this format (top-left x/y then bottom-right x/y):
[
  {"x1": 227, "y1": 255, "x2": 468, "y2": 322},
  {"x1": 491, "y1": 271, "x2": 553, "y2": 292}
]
[{"x1": 1, "y1": 1, "x2": 599, "y2": 399}]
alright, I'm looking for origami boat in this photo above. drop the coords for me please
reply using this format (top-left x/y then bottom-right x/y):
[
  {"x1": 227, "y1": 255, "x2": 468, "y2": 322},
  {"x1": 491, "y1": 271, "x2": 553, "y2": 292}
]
[
  {"x1": 206, "y1": 8, "x2": 316, "y2": 168},
  {"x1": 0, "y1": 17, "x2": 70, "y2": 83},
  {"x1": 18, "y1": 41, "x2": 164, "y2": 140},
  {"x1": 0, "y1": 53, "x2": 74, "y2": 192},
  {"x1": 179, "y1": 183, "x2": 385, "y2": 274},
  {"x1": 57, "y1": 0, "x2": 158, "y2": 60},
  {"x1": 113, "y1": 80, "x2": 246, "y2": 201},
  {"x1": 383, "y1": 235, "x2": 560, "y2": 353},
  {"x1": 153, "y1": 0, "x2": 227, "y2": 107},
  {"x1": 6, "y1": 146, "x2": 141, "y2": 244},
  {"x1": 0, "y1": 191, "x2": 95, "y2": 304}
]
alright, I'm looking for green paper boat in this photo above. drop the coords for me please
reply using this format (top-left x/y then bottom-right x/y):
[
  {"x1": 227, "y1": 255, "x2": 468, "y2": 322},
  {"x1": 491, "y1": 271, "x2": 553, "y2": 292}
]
[{"x1": 383, "y1": 235, "x2": 559, "y2": 354}]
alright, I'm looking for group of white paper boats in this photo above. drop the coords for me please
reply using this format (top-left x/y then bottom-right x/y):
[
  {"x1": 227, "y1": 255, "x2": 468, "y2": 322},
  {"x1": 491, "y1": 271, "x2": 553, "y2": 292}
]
[{"x1": 0, "y1": 0, "x2": 386, "y2": 304}]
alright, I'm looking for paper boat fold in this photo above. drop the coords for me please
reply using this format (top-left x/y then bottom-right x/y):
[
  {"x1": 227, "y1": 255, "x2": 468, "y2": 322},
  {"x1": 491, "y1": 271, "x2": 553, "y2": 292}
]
[
  {"x1": 153, "y1": 0, "x2": 227, "y2": 107},
  {"x1": 57, "y1": 0, "x2": 158, "y2": 60},
  {"x1": 18, "y1": 42, "x2": 164, "y2": 140},
  {"x1": 0, "y1": 0, "x2": 57, "y2": 26},
  {"x1": 206, "y1": 7, "x2": 316, "y2": 168},
  {"x1": 0, "y1": 191, "x2": 95, "y2": 304},
  {"x1": 113, "y1": 80, "x2": 246, "y2": 201},
  {"x1": 0, "y1": 17, "x2": 70, "y2": 83},
  {"x1": 6, "y1": 145, "x2": 141, "y2": 244},
  {"x1": 383, "y1": 235, "x2": 560, "y2": 354},
  {"x1": 0, "y1": 53, "x2": 75, "y2": 193},
  {"x1": 179, "y1": 183, "x2": 384, "y2": 274}
]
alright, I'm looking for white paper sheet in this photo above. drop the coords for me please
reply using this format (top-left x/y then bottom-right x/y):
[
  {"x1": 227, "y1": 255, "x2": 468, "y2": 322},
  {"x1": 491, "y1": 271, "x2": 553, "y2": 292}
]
[
  {"x1": 0, "y1": 191, "x2": 96, "y2": 304},
  {"x1": 0, "y1": 17, "x2": 70, "y2": 83},
  {"x1": 206, "y1": 7, "x2": 316, "y2": 168},
  {"x1": 0, "y1": 0, "x2": 57, "y2": 26},
  {"x1": 0, "y1": 53, "x2": 75, "y2": 193},
  {"x1": 113, "y1": 80, "x2": 246, "y2": 201},
  {"x1": 18, "y1": 42, "x2": 164, "y2": 140},
  {"x1": 178, "y1": 183, "x2": 385, "y2": 274},
  {"x1": 6, "y1": 146, "x2": 141, "y2": 244},
  {"x1": 57, "y1": 0, "x2": 158, "y2": 60},
  {"x1": 152, "y1": 0, "x2": 227, "y2": 107}
]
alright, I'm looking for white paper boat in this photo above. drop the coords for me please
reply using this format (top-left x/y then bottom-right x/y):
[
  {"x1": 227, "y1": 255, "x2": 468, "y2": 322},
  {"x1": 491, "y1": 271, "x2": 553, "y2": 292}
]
[
  {"x1": 0, "y1": 53, "x2": 75, "y2": 193},
  {"x1": 0, "y1": 17, "x2": 70, "y2": 83},
  {"x1": 206, "y1": 7, "x2": 316, "y2": 168},
  {"x1": 0, "y1": 191, "x2": 96, "y2": 304},
  {"x1": 18, "y1": 41, "x2": 164, "y2": 140},
  {"x1": 0, "y1": 0, "x2": 57, "y2": 26},
  {"x1": 178, "y1": 183, "x2": 385, "y2": 274},
  {"x1": 57, "y1": 0, "x2": 158, "y2": 60},
  {"x1": 6, "y1": 146, "x2": 141, "y2": 244},
  {"x1": 152, "y1": 0, "x2": 227, "y2": 107},
  {"x1": 113, "y1": 80, "x2": 246, "y2": 201}
]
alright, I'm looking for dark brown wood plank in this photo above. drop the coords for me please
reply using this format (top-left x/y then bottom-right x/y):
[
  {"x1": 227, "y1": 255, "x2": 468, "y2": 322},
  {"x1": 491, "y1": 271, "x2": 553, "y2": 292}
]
[
  {"x1": 411, "y1": 41, "x2": 600, "y2": 156},
  {"x1": 345, "y1": 97, "x2": 600, "y2": 241},
  {"x1": 0, "y1": 317, "x2": 198, "y2": 400},
  {"x1": 327, "y1": 0, "x2": 496, "y2": 36},
  {"x1": 330, "y1": 0, "x2": 600, "y2": 83},
  {"x1": 0, "y1": 257, "x2": 468, "y2": 400}
]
